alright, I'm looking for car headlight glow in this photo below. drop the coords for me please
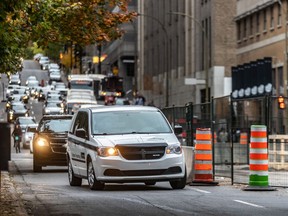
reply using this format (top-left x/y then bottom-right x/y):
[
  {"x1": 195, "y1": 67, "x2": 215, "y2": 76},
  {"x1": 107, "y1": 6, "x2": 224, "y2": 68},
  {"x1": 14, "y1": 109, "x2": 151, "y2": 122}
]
[
  {"x1": 36, "y1": 137, "x2": 49, "y2": 147},
  {"x1": 166, "y1": 144, "x2": 182, "y2": 154},
  {"x1": 97, "y1": 147, "x2": 118, "y2": 157},
  {"x1": 100, "y1": 91, "x2": 106, "y2": 96}
]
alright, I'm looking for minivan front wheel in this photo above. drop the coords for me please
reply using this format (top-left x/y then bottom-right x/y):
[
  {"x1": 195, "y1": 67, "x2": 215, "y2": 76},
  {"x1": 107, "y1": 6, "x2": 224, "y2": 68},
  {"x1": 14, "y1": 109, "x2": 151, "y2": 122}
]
[
  {"x1": 169, "y1": 168, "x2": 186, "y2": 190},
  {"x1": 87, "y1": 159, "x2": 105, "y2": 190}
]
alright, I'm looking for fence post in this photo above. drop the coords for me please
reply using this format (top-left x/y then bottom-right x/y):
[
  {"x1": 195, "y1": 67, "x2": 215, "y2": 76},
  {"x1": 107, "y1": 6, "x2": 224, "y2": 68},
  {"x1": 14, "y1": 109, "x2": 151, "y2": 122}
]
[
  {"x1": 172, "y1": 104, "x2": 175, "y2": 128},
  {"x1": 185, "y1": 102, "x2": 193, "y2": 146},
  {"x1": 230, "y1": 93, "x2": 234, "y2": 185},
  {"x1": 211, "y1": 97, "x2": 215, "y2": 180}
]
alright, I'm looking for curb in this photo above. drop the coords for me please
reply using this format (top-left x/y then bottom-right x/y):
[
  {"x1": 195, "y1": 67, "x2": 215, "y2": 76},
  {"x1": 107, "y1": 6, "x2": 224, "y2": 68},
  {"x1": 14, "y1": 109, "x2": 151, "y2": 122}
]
[{"x1": 0, "y1": 171, "x2": 28, "y2": 216}]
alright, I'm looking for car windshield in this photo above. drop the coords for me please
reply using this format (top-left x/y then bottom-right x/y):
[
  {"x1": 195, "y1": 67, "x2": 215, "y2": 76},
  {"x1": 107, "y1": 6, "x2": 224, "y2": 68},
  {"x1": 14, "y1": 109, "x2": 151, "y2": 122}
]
[
  {"x1": 39, "y1": 119, "x2": 71, "y2": 133},
  {"x1": 92, "y1": 110, "x2": 171, "y2": 135},
  {"x1": 19, "y1": 118, "x2": 36, "y2": 124}
]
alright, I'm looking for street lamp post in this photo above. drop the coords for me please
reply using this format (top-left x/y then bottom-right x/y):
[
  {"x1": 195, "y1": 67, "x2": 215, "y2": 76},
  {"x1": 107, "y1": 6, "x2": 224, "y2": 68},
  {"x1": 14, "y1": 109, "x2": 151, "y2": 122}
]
[
  {"x1": 138, "y1": 13, "x2": 170, "y2": 107},
  {"x1": 169, "y1": 11, "x2": 209, "y2": 102}
]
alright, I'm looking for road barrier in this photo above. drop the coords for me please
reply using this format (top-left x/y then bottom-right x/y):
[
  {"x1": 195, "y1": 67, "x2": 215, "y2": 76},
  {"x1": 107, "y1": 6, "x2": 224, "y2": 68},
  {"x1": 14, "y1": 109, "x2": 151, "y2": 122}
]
[
  {"x1": 191, "y1": 128, "x2": 218, "y2": 185},
  {"x1": 244, "y1": 125, "x2": 276, "y2": 191},
  {"x1": 240, "y1": 132, "x2": 248, "y2": 145},
  {"x1": 268, "y1": 135, "x2": 288, "y2": 171}
]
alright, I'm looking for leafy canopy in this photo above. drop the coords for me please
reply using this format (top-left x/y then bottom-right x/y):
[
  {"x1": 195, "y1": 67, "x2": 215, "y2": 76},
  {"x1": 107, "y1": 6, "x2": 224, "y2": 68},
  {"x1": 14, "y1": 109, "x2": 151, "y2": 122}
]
[{"x1": 0, "y1": 0, "x2": 137, "y2": 75}]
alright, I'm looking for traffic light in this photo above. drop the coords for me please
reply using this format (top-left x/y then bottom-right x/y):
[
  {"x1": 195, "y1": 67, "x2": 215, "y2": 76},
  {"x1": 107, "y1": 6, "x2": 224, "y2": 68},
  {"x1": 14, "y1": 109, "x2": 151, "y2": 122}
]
[{"x1": 278, "y1": 96, "x2": 286, "y2": 109}]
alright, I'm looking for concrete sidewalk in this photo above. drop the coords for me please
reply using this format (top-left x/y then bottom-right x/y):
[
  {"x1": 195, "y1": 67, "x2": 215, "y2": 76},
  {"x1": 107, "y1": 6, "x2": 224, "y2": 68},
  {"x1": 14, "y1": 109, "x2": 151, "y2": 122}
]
[{"x1": 0, "y1": 171, "x2": 28, "y2": 216}]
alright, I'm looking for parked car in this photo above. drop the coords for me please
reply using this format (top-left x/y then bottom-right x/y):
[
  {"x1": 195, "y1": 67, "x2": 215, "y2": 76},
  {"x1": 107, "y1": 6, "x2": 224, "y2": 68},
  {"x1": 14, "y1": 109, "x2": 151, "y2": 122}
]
[
  {"x1": 67, "y1": 106, "x2": 186, "y2": 190},
  {"x1": 33, "y1": 115, "x2": 73, "y2": 172},
  {"x1": 22, "y1": 124, "x2": 38, "y2": 150}
]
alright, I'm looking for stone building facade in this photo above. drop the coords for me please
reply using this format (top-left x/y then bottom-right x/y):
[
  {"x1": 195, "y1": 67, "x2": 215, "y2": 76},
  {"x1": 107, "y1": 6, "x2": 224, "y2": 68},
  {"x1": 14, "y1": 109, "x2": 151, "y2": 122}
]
[
  {"x1": 236, "y1": 0, "x2": 288, "y2": 96},
  {"x1": 137, "y1": 0, "x2": 237, "y2": 107}
]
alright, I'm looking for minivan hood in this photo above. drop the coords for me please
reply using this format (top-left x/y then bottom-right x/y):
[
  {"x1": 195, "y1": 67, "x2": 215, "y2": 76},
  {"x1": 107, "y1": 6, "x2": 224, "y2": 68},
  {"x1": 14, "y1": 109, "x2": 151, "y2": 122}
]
[{"x1": 92, "y1": 133, "x2": 179, "y2": 147}]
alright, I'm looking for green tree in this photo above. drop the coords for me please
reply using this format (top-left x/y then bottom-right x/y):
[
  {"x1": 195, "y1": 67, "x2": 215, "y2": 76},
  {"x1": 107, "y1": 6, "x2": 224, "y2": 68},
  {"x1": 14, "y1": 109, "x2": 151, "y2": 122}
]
[{"x1": 0, "y1": 0, "x2": 136, "y2": 75}]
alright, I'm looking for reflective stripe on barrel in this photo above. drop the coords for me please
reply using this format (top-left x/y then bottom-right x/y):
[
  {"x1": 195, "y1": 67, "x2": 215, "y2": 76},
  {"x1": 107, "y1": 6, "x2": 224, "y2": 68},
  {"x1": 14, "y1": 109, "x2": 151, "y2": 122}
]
[
  {"x1": 193, "y1": 128, "x2": 213, "y2": 182},
  {"x1": 249, "y1": 125, "x2": 269, "y2": 187}
]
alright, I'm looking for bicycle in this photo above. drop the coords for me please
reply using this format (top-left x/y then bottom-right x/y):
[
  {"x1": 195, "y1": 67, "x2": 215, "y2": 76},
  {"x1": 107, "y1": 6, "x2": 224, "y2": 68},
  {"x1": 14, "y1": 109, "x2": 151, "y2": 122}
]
[{"x1": 14, "y1": 135, "x2": 21, "y2": 153}]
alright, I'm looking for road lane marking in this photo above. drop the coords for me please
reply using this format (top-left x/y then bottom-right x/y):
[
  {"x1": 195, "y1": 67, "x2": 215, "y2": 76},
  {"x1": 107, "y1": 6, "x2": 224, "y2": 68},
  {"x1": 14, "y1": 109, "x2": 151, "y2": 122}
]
[
  {"x1": 190, "y1": 188, "x2": 211, "y2": 194},
  {"x1": 234, "y1": 200, "x2": 264, "y2": 208},
  {"x1": 122, "y1": 197, "x2": 191, "y2": 214}
]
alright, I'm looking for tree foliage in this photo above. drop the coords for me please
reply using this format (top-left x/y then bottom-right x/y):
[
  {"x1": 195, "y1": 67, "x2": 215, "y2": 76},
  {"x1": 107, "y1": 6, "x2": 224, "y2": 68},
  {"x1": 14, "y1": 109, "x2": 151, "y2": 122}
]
[{"x1": 0, "y1": 0, "x2": 137, "y2": 75}]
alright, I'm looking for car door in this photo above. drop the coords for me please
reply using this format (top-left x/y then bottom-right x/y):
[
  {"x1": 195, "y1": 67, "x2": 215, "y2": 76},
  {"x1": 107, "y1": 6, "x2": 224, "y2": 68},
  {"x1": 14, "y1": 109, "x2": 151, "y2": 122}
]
[
  {"x1": 77, "y1": 112, "x2": 89, "y2": 177},
  {"x1": 68, "y1": 112, "x2": 84, "y2": 176}
]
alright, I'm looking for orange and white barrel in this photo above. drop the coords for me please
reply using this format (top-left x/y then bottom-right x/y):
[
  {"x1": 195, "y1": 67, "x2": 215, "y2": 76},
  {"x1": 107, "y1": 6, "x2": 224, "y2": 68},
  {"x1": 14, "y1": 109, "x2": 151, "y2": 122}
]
[
  {"x1": 193, "y1": 128, "x2": 213, "y2": 183},
  {"x1": 249, "y1": 125, "x2": 269, "y2": 186},
  {"x1": 240, "y1": 132, "x2": 248, "y2": 145}
]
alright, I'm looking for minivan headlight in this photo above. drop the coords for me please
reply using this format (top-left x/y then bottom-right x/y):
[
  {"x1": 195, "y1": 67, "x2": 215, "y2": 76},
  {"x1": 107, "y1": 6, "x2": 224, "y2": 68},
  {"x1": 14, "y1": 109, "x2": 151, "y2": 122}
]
[
  {"x1": 166, "y1": 144, "x2": 182, "y2": 154},
  {"x1": 97, "y1": 147, "x2": 118, "y2": 157}
]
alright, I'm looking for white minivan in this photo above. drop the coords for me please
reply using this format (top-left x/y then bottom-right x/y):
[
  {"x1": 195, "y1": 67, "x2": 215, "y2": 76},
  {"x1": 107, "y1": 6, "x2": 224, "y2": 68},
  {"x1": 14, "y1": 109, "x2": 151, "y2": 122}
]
[{"x1": 67, "y1": 106, "x2": 186, "y2": 190}]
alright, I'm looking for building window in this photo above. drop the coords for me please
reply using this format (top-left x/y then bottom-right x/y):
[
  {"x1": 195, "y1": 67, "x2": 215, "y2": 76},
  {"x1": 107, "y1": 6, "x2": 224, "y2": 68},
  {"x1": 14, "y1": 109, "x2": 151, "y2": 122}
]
[
  {"x1": 270, "y1": 6, "x2": 274, "y2": 29},
  {"x1": 250, "y1": 15, "x2": 253, "y2": 36},
  {"x1": 237, "y1": 21, "x2": 241, "y2": 40},
  {"x1": 243, "y1": 18, "x2": 247, "y2": 38},
  {"x1": 256, "y1": 12, "x2": 260, "y2": 33},
  {"x1": 263, "y1": 8, "x2": 267, "y2": 31},
  {"x1": 278, "y1": 3, "x2": 282, "y2": 26}
]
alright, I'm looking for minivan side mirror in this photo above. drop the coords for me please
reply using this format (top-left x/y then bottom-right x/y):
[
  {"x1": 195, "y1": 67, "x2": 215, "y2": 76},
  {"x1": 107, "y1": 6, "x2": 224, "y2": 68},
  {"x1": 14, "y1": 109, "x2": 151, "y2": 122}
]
[
  {"x1": 75, "y1": 128, "x2": 87, "y2": 139},
  {"x1": 174, "y1": 125, "x2": 183, "y2": 135}
]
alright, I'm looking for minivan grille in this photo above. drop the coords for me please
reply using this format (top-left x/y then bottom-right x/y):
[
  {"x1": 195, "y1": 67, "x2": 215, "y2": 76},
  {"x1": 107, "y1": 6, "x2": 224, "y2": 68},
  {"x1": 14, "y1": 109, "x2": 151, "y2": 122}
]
[{"x1": 116, "y1": 143, "x2": 168, "y2": 160}]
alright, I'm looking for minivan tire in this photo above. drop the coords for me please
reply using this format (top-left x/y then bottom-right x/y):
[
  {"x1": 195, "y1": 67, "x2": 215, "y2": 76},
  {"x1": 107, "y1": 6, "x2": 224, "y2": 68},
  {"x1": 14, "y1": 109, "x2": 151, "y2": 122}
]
[
  {"x1": 68, "y1": 159, "x2": 82, "y2": 186},
  {"x1": 87, "y1": 159, "x2": 105, "y2": 190},
  {"x1": 169, "y1": 168, "x2": 186, "y2": 189}
]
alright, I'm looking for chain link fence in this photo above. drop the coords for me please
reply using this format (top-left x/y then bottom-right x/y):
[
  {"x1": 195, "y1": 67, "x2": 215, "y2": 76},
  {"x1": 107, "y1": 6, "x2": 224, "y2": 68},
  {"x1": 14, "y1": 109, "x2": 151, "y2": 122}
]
[{"x1": 162, "y1": 95, "x2": 288, "y2": 187}]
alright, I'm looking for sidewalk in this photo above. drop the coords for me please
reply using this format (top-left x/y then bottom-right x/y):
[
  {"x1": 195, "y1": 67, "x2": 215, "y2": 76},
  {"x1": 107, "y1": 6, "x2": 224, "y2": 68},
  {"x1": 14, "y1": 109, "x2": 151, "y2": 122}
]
[{"x1": 0, "y1": 170, "x2": 28, "y2": 216}]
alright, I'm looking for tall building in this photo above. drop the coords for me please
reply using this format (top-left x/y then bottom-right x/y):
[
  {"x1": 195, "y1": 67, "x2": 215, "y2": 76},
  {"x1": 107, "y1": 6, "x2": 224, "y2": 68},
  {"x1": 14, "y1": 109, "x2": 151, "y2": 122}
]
[
  {"x1": 236, "y1": 0, "x2": 287, "y2": 96},
  {"x1": 137, "y1": 0, "x2": 237, "y2": 107},
  {"x1": 100, "y1": 0, "x2": 137, "y2": 98}
]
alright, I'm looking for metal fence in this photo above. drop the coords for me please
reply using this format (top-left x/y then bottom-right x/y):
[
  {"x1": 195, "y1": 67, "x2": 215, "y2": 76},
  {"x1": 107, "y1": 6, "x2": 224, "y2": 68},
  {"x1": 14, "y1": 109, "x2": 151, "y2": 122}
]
[{"x1": 162, "y1": 95, "x2": 288, "y2": 187}]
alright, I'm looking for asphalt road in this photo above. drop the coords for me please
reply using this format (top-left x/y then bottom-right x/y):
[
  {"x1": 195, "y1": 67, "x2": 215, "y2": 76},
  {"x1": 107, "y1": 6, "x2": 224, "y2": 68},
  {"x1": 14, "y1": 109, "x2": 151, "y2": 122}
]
[
  {"x1": 3, "y1": 60, "x2": 288, "y2": 215},
  {"x1": 9, "y1": 149, "x2": 288, "y2": 216}
]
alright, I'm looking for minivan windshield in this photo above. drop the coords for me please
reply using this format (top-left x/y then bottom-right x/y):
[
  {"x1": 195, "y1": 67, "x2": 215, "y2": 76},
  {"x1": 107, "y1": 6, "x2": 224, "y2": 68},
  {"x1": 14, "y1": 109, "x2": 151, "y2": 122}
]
[{"x1": 92, "y1": 111, "x2": 172, "y2": 135}]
